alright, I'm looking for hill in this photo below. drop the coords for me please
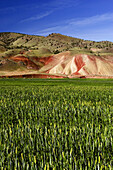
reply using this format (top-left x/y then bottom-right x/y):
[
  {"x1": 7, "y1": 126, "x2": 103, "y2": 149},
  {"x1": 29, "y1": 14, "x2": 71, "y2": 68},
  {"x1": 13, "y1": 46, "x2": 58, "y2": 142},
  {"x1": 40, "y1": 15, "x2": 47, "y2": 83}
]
[{"x1": 0, "y1": 32, "x2": 113, "y2": 78}]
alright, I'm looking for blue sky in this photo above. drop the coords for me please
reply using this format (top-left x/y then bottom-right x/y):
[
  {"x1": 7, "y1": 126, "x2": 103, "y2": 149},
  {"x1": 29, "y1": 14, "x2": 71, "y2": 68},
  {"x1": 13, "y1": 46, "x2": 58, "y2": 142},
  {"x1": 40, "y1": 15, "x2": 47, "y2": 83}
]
[{"x1": 0, "y1": 0, "x2": 113, "y2": 41}]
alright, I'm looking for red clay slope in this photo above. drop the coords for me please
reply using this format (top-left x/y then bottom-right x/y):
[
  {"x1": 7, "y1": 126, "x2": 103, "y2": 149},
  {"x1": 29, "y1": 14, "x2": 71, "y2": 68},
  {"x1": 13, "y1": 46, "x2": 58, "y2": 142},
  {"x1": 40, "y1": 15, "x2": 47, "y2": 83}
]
[
  {"x1": 10, "y1": 56, "x2": 40, "y2": 69},
  {"x1": 1, "y1": 51, "x2": 113, "y2": 78},
  {"x1": 39, "y1": 51, "x2": 113, "y2": 78},
  {"x1": 32, "y1": 56, "x2": 53, "y2": 65}
]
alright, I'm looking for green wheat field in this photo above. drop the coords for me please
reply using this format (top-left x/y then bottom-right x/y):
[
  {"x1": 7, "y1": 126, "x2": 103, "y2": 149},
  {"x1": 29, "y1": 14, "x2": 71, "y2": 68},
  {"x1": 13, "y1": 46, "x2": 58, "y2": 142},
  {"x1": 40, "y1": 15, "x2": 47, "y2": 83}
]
[{"x1": 0, "y1": 79, "x2": 113, "y2": 169}]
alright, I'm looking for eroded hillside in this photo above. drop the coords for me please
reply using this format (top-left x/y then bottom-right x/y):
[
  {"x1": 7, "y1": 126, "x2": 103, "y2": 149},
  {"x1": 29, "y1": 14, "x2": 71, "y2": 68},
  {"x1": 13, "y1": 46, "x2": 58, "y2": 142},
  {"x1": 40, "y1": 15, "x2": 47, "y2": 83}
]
[{"x1": 0, "y1": 32, "x2": 113, "y2": 78}]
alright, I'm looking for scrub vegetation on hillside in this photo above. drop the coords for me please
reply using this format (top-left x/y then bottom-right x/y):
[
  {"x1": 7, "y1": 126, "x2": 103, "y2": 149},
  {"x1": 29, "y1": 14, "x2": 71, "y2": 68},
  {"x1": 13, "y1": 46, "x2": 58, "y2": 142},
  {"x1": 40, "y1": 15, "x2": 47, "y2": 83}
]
[{"x1": 0, "y1": 32, "x2": 113, "y2": 77}]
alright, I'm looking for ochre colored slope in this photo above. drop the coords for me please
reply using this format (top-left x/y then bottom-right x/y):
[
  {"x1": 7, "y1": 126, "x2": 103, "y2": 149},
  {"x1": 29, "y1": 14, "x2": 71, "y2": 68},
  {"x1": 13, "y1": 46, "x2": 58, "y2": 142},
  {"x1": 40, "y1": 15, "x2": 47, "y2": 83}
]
[
  {"x1": 10, "y1": 56, "x2": 40, "y2": 69},
  {"x1": 1, "y1": 32, "x2": 113, "y2": 78},
  {"x1": 32, "y1": 56, "x2": 53, "y2": 65},
  {"x1": 0, "y1": 51, "x2": 113, "y2": 78},
  {"x1": 39, "y1": 52, "x2": 113, "y2": 77}
]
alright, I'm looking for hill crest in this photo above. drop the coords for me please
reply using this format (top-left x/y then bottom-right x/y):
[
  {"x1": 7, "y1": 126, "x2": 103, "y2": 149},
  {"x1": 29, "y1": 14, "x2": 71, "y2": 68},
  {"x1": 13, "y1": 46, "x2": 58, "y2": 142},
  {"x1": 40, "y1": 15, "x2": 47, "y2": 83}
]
[{"x1": 0, "y1": 32, "x2": 113, "y2": 78}]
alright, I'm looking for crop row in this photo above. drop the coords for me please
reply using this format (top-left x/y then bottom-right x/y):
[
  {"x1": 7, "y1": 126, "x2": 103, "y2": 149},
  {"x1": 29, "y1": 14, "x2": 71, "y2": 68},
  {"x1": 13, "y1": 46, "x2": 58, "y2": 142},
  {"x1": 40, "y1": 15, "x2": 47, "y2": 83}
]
[{"x1": 0, "y1": 86, "x2": 113, "y2": 169}]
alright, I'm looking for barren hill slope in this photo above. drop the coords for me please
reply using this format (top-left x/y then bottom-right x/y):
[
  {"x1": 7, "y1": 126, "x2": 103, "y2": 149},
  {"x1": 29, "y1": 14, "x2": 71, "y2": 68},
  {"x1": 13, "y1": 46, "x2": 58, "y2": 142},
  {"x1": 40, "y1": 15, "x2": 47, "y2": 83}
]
[
  {"x1": 0, "y1": 32, "x2": 113, "y2": 78},
  {"x1": 39, "y1": 52, "x2": 113, "y2": 77}
]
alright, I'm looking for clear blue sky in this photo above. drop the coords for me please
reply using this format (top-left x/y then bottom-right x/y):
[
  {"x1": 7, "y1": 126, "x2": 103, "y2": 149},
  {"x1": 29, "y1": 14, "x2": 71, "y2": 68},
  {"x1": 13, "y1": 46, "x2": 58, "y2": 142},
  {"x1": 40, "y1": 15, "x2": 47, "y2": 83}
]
[{"x1": 0, "y1": 0, "x2": 113, "y2": 41}]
